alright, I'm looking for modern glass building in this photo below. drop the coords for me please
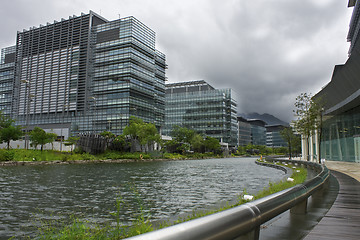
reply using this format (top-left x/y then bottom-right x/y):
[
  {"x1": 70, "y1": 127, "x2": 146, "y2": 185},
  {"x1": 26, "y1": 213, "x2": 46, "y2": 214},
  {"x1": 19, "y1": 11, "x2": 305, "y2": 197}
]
[
  {"x1": 0, "y1": 46, "x2": 16, "y2": 116},
  {"x1": 164, "y1": 80, "x2": 238, "y2": 147},
  {"x1": 237, "y1": 116, "x2": 251, "y2": 146},
  {"x1": 312, "y1": 1, "x2": 360, "y2": 162},
  {"x1": 0, "y1": 11, "x2": 165, "y2": 140},
  {"x1": 266, "y1": 125, "x2": 288, "y2": 148},
  {"x1": 248, "y1": 119, "x2": 266, "y2": 146}
]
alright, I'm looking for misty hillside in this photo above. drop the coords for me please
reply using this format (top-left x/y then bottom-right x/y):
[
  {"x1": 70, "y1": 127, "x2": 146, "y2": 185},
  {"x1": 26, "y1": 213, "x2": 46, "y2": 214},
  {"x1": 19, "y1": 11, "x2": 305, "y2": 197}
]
[{"x1": 239, "y1": 112, "x2": 289, "y2": 126}]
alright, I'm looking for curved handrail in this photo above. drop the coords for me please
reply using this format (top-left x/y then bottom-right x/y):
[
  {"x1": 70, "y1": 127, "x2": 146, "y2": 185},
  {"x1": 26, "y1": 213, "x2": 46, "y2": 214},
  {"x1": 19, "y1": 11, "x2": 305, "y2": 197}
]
[{"x1": 126, "y1": 158, "x2": 329, "y2": 240}]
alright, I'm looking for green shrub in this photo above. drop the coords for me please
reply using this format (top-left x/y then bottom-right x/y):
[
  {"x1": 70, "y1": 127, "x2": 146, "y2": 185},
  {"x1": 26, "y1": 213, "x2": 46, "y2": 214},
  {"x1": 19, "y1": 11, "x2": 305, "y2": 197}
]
[
  {"x1": 81, "y1": 153, "x2": 96, "y2": 160},
  {"x1": 0, "y1": 150, "x2": 15, "y2": 161}
]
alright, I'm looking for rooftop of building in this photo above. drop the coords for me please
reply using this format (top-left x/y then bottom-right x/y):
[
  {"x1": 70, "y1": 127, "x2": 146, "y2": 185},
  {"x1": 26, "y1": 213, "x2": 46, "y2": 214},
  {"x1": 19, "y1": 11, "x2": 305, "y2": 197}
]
[{"x1": 166, "y1": 80, "x2": 215, "y2": 89}]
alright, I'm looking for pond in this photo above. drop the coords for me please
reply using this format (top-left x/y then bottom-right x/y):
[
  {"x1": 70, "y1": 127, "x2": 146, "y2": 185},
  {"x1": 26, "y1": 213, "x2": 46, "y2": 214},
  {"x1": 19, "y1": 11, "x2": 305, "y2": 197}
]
[{"x1": 0, "y1": 157, "x2": 287, "y2": 238}]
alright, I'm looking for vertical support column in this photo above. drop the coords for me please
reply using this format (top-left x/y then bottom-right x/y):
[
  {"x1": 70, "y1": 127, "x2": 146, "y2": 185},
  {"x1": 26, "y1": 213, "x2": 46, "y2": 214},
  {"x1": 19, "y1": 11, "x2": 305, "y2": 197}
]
[
  {"x1": 290, "y1": 198, "x2": 308, "y2": 214},
  {"x1": 235, "y1": 226, "x2": 260, "y2": 240},
  {"x1": 301, "y1": 135, "x2": 307, "y2": 161},
  {"x1": 309, "y1": 134, "x2": 314, "y2": 162},
  {"x1": 315, "y1": 129, "x2": 319, "y2": 163}
]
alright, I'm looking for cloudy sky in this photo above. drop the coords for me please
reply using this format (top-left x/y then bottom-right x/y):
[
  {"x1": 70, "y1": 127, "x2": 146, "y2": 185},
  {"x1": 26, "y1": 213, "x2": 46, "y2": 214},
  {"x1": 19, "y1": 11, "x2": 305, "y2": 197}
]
[{"x1": 0, "y1": 0, "x2": 354, "y2": 122}]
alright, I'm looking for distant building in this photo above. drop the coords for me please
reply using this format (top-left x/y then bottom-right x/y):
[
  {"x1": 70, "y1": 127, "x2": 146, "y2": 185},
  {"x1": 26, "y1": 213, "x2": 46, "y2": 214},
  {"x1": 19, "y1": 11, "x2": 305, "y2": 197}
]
[
  {"x1": 164, "y1": 80, "x2": 238, "y2": 147},
  {"x1": 266, "y1": 125, "x2": 288, "y2": 148},
  {"x1": 311, "y1": 1, "x2": 360, "y2": 163},
  {"x1": 248, "y1": 119, "x2": 266, "y2": 146},
  {"x1": 0, "y1": 11, "x2": 166, "y2": 142},
  {"x1": 237, "y1": 116, "x2": 251, "y2": 146}
]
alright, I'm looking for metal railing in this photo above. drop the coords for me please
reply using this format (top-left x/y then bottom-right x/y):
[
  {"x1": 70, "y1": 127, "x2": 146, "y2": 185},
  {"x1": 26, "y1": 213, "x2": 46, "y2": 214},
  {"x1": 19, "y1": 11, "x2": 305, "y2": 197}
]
[{"x1": 126, "y1": 158, "x2": 329, "y2": 240}]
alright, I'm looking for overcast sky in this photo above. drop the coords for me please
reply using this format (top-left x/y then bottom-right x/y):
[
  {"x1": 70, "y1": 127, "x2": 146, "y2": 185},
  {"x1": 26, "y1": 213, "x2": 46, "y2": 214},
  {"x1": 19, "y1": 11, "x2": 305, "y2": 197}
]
[{"x1": 0, "y1": 0, "x2": 354, "y2": 122}]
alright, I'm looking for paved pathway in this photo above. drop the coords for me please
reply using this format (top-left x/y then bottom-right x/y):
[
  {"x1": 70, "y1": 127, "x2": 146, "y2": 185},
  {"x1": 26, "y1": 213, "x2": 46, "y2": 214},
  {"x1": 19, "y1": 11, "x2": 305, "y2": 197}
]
[
  {"x1": 304, "y1": 169, "x2": 360, "y2": 239},
  {"x1": 325, "y1": 160, "x2": 360, "y2": 182}
]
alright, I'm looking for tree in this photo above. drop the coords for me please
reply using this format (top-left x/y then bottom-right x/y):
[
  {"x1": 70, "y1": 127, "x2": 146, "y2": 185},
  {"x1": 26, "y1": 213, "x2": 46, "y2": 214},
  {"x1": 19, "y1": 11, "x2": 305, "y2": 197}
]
[
  {"x1": 293, "y1": 93, "x2": 324, "y2": 162},
  {"x1": 0, "y1": 111, "x2": 13, "y2": 129},
  {"x1": 203, "y1": 137, "x2": 221, "y2": 153},
  {"x1": 123, "y1": 116, "x2": 161, "y2": 152},
  {"x1": 190, "y1": 134, "x2": 204, "y2": 153},
  {"x1": 29, "y1": 127, "x2": 57, "y2": 151},
  {"x1": 0, "y1": 111, "x2": 23, "y2": 150},
  {"x1": 100, "y1": 131, "x2": 116, "y2": 149},
  {"x1": 171, "y1": 126, "x2": 196, "y2": 144},
  {"x1": 64, "y1": 136, "x2": 80, "y2": 152},
  {"x1": 0, "y1": 125, "x2": 23, "y2": 150},
  {"x1": 47, "y1": 132, "x2": 58, "y2": 150},
  {"x1": 280, "y1": 127, "x2": 297, "y2": 159}
]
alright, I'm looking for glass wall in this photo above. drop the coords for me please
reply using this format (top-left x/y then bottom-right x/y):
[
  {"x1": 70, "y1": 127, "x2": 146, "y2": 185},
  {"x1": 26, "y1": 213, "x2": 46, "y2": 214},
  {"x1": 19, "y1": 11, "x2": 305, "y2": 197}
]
[
  {"x1": 164, "y1": 81, "x2": 238, "y2": 147},
  {"x1": 321, "y1": 105, "x2": 360, "y2": 162}
]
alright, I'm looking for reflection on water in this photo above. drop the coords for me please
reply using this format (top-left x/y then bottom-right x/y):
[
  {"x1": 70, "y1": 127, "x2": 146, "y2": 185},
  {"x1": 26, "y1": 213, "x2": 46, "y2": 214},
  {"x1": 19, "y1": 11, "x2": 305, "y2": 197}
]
[{"x1": 0, "y1": 158, "x2": 286, "y2": 238}]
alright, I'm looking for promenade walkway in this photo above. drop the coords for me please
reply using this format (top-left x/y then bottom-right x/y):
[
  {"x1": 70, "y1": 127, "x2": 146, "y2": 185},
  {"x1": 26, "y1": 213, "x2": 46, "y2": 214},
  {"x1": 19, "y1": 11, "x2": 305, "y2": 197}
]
[{"x1": 304, "y1": 161, "x2": 360, "y2": 240}]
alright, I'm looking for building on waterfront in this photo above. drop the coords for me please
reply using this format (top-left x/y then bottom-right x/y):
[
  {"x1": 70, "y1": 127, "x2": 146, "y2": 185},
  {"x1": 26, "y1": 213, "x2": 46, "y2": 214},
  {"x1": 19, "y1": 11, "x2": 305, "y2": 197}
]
[
  {"x1": 247, "y1": 119, "x2": 266, "y2": 146},
  {"x1": 0, "y1": 46, "x2": 16, "y2": 117},
  {"x1": 0, "y1": 11, "x2": 166, "y2": 142},
  {"x1": 237, "y1": 116, "x2": 251, "y2": 146},
  {"x1": 310, "y1": 1, "x2": 360, "y2": 162},
  {"x1": 266, "y1": 125, "x2": 288, "y2": 148},
  {"x1": 164, "y1": 80, "x2": 238, "y2": 147}
]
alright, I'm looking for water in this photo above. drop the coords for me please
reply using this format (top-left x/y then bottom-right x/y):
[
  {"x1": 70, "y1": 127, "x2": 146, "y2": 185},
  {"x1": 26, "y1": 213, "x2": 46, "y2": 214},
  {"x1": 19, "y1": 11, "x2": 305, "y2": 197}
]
[{"x1": 0, "y1": 157, "x2": 287, "y2": 239}]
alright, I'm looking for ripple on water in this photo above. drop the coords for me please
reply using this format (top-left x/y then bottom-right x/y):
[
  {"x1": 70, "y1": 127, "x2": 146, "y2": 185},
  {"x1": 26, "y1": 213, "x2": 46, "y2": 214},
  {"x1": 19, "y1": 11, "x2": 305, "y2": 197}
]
[{"x1": 0, "y1": 158, "x2": 286, "y2": 238}]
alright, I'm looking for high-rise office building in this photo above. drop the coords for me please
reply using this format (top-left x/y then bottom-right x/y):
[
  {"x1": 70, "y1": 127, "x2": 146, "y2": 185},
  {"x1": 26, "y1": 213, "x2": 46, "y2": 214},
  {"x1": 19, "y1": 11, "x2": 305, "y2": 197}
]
[
  {"x1": 164, "y1": 80, "x2": 238, "y2": 147},
  {"x1": 0, "y1": 11, "x2": 166, "y2": 139}
]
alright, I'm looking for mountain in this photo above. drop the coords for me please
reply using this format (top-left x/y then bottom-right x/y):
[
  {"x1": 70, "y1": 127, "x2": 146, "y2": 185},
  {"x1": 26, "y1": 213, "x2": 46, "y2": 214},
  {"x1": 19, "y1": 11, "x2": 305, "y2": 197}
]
[{"x1": 239, "y1": 112, "x2": 289, "y2": 126}]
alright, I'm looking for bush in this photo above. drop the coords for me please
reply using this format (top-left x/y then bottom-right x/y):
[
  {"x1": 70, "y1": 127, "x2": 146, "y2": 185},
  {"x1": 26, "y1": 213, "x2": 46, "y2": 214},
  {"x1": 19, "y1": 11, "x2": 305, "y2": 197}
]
[{"x1": 0, "y1": 150, "x2": 15, "y2": 161}]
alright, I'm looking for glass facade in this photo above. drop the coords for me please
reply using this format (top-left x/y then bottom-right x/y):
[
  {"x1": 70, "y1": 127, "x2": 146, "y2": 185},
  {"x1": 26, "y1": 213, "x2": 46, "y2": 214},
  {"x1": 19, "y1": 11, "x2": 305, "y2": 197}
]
[
  {"x1": 164, "y1": 80, "x2": 238, "y2": 147},
  {"x1": 321, "y1": 106, "x2": 360, "y2": 162},
  {"x1": 0, "y1": 46, "x2": 15, "y2": 116},
  {"x1": 313, "y1": 2, "x2": 360, "y2": 163},
  {"x1": 266, "y1": 125, "x2": 288, "y2": 148},
  {"x1": 91, "y1": 17, "x2": 165, "y2": 134},
  {"x1": 0, "y1": 11, "x2": 165, "y2": 137},
  {"x1": 237, "y1": 117, "x2": 251, "y2": 146},
  {"x1": 248, "y1": 120, "x2": 266, "y2": 146}
]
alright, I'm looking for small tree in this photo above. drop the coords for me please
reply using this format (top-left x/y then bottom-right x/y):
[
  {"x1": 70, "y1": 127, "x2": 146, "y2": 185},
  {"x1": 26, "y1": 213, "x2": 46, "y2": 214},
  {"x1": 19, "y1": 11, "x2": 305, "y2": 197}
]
[
  {"x1": 171, "y1": 126, "x2": 196, "y2": 144},
  {"x1": 100, "y1": 131, "x2": 116, "y2": 149},
  {"x1": 293, "y1": 93, "x2": 324, "y2": 162},
  {"x1": 123, "y1": 117, "x2": 161, "y2": 152},
  {"x1": 64, "y1": 136, "x2": 80, "y2": 152},
  {"x1": 190, "y1": 134, "x2": 204, "y2": 153},
  {"x1": 0, "y1": 125, "x2": 23, "y2": 150},
  {"x1": 280, "y1": 127, "x2": 297, "y2": 159},
  {"x1": 203, "y1": 137, "x2": 221, "y2": 153},
  {"x1": 47, "y1": 132, "x2": 58, "y2": 150},
  {"x1": 29, "y1": 127, "x2": 57, "y2": 151}
]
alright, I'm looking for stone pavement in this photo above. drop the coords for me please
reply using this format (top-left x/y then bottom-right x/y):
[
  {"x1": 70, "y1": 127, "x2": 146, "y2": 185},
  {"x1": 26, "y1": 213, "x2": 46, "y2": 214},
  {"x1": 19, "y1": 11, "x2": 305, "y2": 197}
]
[{"x1": 325, "y1": 160, "x2": 360, "y2": 182}]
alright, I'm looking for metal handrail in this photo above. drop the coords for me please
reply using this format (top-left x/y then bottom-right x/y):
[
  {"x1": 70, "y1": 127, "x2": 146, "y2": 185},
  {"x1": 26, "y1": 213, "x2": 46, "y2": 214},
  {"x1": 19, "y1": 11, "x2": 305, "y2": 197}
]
[{"x1": 126, "y1": 158, "x2": 329, "y2": 240}]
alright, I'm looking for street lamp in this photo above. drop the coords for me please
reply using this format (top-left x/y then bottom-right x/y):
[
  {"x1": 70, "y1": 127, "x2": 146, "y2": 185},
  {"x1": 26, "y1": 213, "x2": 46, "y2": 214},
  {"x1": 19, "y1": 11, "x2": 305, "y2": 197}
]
[
  {"x1": 89, "y1": 96, "x2": 96, "y2": 133},
  {"x1": 60, "y1": 104, "x2": 70, "y2": 151},
  {"x1": 21, "y1": 80, "x2": 32, "y2": 150},
  {"x1": 108, "y1": 120, "x2": 111, "y2": 131}
]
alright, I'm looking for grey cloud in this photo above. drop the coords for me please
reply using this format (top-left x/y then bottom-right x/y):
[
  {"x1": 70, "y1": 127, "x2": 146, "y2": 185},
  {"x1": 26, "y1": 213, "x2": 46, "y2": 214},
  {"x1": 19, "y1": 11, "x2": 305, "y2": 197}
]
[{"x1": 0, "y1": 0, "x2": 352, "y2": 122}]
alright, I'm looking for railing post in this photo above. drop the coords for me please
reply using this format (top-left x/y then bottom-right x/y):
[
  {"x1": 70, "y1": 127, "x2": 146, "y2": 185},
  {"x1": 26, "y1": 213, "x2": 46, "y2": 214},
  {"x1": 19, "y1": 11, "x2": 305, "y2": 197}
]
[
  {"x1": 235, "y1": 226, "x2": 260, "y2": 240},
  {"x1": 290, "y1": 198, "x2": 308, "y2": 214}
]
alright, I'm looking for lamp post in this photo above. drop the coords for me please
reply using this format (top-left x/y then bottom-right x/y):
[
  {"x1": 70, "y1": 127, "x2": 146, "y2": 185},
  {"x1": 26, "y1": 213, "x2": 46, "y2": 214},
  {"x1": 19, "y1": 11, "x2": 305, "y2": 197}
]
[
  {"x1": 318, "y1": 107, "x2": 324, "y2": 164},
  {"x1": 60, "y1": 104, "x2": 69, "y2": 151},
  {"x1": 89, "y1": 96, "x2": 96, "y2": 133},
  {"x1": 108, "y1": 120, "x2": 111, "y2": 131},
  {"x1": 21, "y1": 80, "x2": 31, "y2": 150}
]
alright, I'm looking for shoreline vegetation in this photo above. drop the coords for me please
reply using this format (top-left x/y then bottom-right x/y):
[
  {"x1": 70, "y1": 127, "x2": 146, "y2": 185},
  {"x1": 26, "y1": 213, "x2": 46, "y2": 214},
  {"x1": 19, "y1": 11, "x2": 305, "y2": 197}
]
[
  {"x1": 0, "y1": 149, "x2": 226, "y2": 166},
  {"x1": 6, "y1": 154, "x2": 307, "y2": 239}
]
